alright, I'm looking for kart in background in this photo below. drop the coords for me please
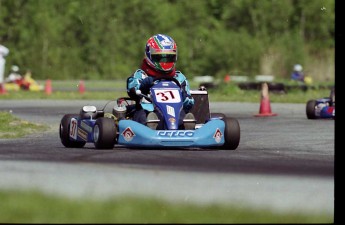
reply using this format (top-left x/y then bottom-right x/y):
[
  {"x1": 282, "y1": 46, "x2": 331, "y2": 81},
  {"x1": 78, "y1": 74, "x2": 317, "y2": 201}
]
[
  {"x1": 4, "y1": 74, "x2": 43, "y2": 91},
  {"x1": 306, "y1": 97, "x2": 335, "y2": 119},
  {"x1": 59, "y1": 78, "x2": 240, "y2": 150}
]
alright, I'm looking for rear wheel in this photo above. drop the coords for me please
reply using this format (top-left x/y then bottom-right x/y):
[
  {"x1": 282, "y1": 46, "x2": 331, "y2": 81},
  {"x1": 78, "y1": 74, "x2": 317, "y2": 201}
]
[
  {"x1": 306, "y1": 100, "x2": 317, "y2": 119},
  {"x1": 59, "y1": 114, "x2": 86, "y2": 148},
  {"x1": 93, "y1": 117, "x2": 117, "y2": 149},
  {"x1": 221, "y1": 117, "x2": 240, "y2": 150}
]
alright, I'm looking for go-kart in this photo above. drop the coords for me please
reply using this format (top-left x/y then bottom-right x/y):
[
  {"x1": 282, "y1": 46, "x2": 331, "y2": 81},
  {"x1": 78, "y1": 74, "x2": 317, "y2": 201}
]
[
  {"x1": 4, "y1": 74, "x2": 43, "y2": 91},
  {"x1": 59, "y1": 78, "x2": 240, "y2": 150},
  {"x1": 306, "y1": 97, "x2": 335, "y2": 119}
]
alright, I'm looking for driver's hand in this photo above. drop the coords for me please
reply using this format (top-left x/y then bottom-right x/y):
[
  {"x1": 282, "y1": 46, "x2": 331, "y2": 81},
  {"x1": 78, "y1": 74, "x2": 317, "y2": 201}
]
[
  {"x1": 135, "y1": 89, "x2": 142, "y2": 95},
  {"x1": 183, "y1": 97, "x2": 194, "y2": 110},
  {"x1": 139, "y1": 76, "x2": 154, "y2": 93}
]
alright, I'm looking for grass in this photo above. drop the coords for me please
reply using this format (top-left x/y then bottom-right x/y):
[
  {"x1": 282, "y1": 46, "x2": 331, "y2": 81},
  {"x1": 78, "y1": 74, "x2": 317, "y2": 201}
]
[
  {"x1": 0, "y1": 190, "x2": 333, "y2": 223},
  {"x1": 0, "y1": 111, "x2": 48, "y2": 139}
]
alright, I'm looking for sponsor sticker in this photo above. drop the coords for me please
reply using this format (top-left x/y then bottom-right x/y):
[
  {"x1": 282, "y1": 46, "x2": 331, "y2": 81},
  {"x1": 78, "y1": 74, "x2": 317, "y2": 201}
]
[
  {"x1": 166, "y1": 105, "x2": 175, "y2": 117},
  {"x1": 122, "y1": 127, "x2": 135, "y2": 142},
  {"x1": 80, "y1": 121, "x2": 93, "y2": 133},
  {"x1": 77, "y1": 128, "x2": 88, "y2": 141},
  {"x1": 213, "y1": 128, "x2": 223, "y2": 143}
]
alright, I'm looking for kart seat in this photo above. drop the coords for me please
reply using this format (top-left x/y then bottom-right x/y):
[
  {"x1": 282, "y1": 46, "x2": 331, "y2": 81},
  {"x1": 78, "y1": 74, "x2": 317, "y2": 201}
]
[{"x1": 190, "y1": 89, "x2": 210, "y2": 124}]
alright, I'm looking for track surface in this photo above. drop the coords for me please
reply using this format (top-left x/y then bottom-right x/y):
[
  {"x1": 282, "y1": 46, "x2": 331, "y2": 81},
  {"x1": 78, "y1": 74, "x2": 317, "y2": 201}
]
[{"x1": 0, "y1": 100, "x2": 334, "y2": 215}]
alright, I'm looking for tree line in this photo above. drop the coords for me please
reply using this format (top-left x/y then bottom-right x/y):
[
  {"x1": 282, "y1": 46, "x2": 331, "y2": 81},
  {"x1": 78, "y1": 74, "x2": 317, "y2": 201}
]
[{"x1": 0, "y1": 0, "x2": 334, "y2": 81}]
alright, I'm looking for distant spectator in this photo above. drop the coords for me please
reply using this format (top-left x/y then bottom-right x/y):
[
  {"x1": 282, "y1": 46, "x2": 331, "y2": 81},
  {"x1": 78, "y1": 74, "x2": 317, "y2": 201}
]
[
  {"x1": 291, "y1": 64, "x2": 305, "y2": 82},
  {"x1": 0, "y1": 44, "x2": 9, "y2": 84},
  {"x1": 6, "y1": 65, "x2": 22, "y2": 83}
]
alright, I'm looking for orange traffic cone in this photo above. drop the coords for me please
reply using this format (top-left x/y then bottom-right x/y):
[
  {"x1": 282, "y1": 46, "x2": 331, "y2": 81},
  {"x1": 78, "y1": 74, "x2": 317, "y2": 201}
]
[
  {"x1": 45, "y1": 79, "x2": 52, "y2": 95},
  {"x1": 255, "y1": 82, "x2": 277, "y2": 117},
  {"x1": 0, "y1": 83, "x2": 7, "y2": 94},
  {"x1": 78, "y1": 80, "x2": 85, "y2": 94}
]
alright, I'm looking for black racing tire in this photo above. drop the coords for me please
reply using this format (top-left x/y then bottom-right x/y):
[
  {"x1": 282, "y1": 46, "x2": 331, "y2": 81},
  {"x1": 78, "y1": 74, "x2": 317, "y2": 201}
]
[
  {"x1": 306, "y1": 100, "x2": 317, "y2": 119},
  {"x1": 220, "y1": 117, "x2": 240, "y2": 150},
  {"x1": 93, "y1": 117, "x2": 117, "y2": 149},
  {"x1": 59, "y1": 114, "x2": 86, "y2": 148}
]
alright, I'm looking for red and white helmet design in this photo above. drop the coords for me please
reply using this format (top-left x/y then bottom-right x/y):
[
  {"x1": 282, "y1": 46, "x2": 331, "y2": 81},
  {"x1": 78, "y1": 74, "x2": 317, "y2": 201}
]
[{"x1": 145, "y1": 34, "x2": 177, "y2": 72}]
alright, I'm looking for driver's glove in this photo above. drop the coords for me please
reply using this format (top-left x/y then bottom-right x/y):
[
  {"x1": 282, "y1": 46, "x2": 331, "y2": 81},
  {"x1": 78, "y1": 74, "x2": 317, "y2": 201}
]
[
  {"x1": 139, "y1": 76, "x2": 154, "y2": 94},
  {"x1": 183, "y1": 97, "x2": 194, "y2": 110}
]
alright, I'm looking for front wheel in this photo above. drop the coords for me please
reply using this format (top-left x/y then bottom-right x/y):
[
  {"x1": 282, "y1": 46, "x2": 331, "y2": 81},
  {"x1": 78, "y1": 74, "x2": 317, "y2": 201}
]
[
  {"x1": 59, "y1": 114, "x2": 86, "y2": 148},
  {"x1": 221, "y1": 117, "x2": 240, "y2": 150},
  {"x1": 306, "y1": 100, "x2": 317, "y2": 119},
  {"x1": 93, "y1": 117, "x2": 117, "y2": 149}
]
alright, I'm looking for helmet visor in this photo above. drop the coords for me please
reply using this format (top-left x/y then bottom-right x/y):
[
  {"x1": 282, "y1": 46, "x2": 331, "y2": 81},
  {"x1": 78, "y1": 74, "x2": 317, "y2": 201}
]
[{"x1": 151, "y1": 54, "x2": 176, "y2": 63}]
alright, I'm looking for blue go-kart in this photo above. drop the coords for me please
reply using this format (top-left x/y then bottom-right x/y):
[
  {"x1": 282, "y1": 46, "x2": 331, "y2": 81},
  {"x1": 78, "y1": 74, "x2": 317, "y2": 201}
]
[{"x1": 59, "y1": 78, "x2": 240, "y2": 150}]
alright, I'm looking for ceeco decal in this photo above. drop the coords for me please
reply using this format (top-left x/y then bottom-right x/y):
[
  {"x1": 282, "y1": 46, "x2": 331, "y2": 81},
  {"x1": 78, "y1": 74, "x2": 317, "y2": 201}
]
[{"x1": 157, "y1": 130, "x2": 194, "y2": 137}]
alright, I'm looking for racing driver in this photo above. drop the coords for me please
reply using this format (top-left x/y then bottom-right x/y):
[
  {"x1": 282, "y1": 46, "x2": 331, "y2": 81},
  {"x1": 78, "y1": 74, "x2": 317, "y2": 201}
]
[{"x1": 126, "y1": 34, "x2": 195, "y2": 130}]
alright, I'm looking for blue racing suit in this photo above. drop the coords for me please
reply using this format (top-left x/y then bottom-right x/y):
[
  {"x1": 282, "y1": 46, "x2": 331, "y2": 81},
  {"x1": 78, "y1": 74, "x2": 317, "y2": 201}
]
[{"x1": 291, "y1": 71, "x2": 305, "y2": 82}]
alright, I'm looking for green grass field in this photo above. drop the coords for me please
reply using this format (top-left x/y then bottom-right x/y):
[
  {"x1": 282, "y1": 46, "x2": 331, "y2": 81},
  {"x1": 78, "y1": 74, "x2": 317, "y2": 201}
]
[
  {"x1": 0, "y1": 111, "x2": 48, "y2": 138},
  {"x1": 0, "y1": 190, "x2": 333, "y2": 223}
]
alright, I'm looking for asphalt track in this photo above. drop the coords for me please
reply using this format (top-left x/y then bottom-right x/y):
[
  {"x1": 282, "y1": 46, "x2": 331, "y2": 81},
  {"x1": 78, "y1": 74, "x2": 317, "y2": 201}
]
[{"x1": 0, "y1": 100, "x2": 335, "y2": 216}]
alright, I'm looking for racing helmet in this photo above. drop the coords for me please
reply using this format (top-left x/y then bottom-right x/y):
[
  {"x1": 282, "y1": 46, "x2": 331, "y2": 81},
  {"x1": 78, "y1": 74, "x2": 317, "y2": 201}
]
[
  {"x1": 293, "y1": 64, "x2": 303, "y2": 72},
  {"x1": 144, "y1": 34, "x2": 177, "y2": 73}
]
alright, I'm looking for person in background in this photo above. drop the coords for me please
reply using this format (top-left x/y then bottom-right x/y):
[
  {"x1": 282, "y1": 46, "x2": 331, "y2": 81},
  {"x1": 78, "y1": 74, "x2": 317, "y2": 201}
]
[
  {"x1": 5, "y1": 65, "x2": 22, "y2": 83},
  {"x1": 291, "y1": 64, "x2": 305, "y2": 82},
  {"x1": 290, "y1": 63, "x2": 314, "y2": 91},
  {"x1": 126, "y1": 34, "x2": 195, "y2": 130},
  {"x1": 5, "y1": 65, "x2": 32, "y2": 90},
  {"x1": 0, "y1": 44, "x2": 9, "y2": 85}
]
